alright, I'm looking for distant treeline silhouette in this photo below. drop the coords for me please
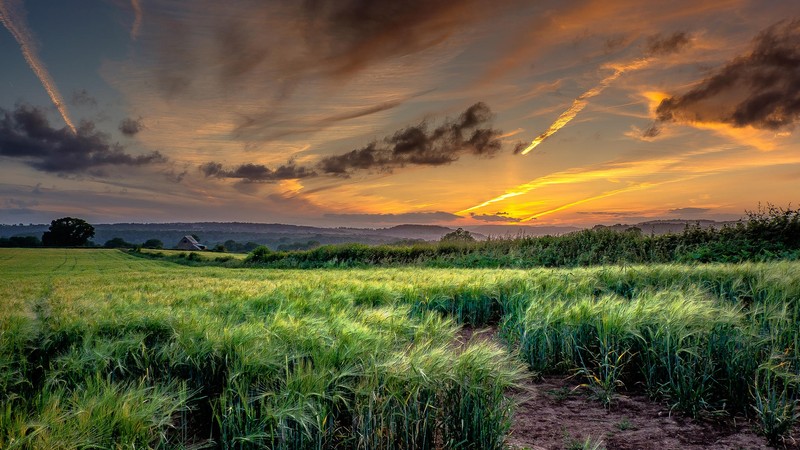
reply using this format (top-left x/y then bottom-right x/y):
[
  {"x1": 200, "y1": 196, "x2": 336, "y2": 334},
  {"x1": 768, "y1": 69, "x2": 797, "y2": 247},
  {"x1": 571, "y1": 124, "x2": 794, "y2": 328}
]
[{"x1": 198, "y1": 204, "x2": 800, "y2": 268}]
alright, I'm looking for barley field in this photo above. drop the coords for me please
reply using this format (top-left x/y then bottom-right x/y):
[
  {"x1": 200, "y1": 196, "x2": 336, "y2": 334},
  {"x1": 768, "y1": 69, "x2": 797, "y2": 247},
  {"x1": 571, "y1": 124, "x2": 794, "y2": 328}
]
[{"x1": 1, "y1": 249, "x2": 798, "y2": 448}]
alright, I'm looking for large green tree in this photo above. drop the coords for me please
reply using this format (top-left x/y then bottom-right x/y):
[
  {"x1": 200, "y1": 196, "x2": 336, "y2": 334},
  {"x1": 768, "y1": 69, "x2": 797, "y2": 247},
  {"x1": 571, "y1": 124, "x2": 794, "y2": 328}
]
[
  {"x1": 42, "y1": 217, "x2": 95, "y2": 247},
  {"x1": 440, "y1": 228, "x2": 475, "y2": 242}
]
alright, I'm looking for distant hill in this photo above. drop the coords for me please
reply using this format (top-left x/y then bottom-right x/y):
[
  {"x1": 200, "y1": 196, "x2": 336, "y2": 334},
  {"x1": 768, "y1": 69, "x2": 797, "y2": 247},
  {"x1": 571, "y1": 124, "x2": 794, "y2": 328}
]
[
  {"x1": 373, "y1": 225, "x2": 488, "y2": 241},
  {"x1": 0, "y1": 222, "x2": 469, "y2": 249},
  {"x1": 597, "y1": 219, "x2": 739, "y2": 235},
  {"x1": 465, "y1": 225, "x2": 581, "y2": 237},
  {"x1": 0, "y1": 219, "x2": 739, "y2": 250}
]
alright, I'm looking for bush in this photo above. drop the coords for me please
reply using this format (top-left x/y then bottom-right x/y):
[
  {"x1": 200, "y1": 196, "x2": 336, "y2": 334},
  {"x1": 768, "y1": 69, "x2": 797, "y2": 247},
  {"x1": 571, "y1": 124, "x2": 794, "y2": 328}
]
[
  {"x1": 104, "y1": 237, "x2": 135, "y2": 249},
  {"x1": 141, "y1": 239, "x2": 163, "y2": 249},
  {"x1": 245, "y1": 246, "x2": 274, "y2": 263}
]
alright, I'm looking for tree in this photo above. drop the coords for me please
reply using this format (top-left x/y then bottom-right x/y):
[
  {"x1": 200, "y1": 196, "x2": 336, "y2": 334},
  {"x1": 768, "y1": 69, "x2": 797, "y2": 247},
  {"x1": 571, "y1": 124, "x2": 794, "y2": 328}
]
[
  {"x1": 0, "y1": 236, "x2": 41, "y2": 248},
  {"x1": 142, "y1": 239, "x2": 164, "y2": 249},
  {"x1": 440, "y1": 228, "x2": 475, "y2": 242},
  {"x1": 104, "y1": 237, "x2": 134, "y2": 248},
  {"x1": 42, "y1": 217, "x2": 95, "y2": 247}
]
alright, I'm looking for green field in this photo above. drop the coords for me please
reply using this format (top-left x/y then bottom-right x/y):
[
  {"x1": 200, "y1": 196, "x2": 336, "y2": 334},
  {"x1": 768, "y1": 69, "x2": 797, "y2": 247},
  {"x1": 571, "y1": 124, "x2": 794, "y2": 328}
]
[
  {"x1": 1, "y1": 249, "x2": 799, "y2": 448},
  {"x1": 138, "y1": 248, "x2": 248, "y2": 261}
]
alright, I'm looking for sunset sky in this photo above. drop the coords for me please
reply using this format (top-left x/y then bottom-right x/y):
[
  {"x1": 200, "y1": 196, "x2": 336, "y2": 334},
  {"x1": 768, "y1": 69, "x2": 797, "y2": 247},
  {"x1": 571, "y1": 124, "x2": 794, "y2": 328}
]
[{"x1": 1, "y1": 0, "x2": 798, "y2": 227}]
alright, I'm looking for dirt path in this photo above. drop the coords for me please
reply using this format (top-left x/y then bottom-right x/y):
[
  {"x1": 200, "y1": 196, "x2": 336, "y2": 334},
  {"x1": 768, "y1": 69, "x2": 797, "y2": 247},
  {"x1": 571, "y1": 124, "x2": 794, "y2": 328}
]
[{"x1": 457, "y1": 326, "x2": 799, "y2": 450}]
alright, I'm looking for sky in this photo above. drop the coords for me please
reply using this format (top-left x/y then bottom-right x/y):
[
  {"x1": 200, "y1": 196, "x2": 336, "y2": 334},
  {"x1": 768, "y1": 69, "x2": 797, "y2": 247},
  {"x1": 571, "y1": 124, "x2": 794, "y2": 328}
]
[{"x1": 1, "y1": 0, "x2": 798, "y2": 227}]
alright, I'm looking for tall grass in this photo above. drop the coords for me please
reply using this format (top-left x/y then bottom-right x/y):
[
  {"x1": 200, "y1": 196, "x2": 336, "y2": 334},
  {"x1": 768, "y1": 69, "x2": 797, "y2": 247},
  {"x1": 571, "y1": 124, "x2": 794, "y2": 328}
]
[
  {"x1": 0, "y1": 249, "x2": 525, "y2": 449},
  {"x1": 2, "y1": 249, "x2": 800, "y2": 447}
]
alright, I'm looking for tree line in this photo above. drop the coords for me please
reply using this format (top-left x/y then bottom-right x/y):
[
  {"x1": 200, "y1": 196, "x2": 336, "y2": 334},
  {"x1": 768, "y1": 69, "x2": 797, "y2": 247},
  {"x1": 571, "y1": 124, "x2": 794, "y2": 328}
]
[{"x1": 243, "y1": 205, "x2": 800, "y2": 268}]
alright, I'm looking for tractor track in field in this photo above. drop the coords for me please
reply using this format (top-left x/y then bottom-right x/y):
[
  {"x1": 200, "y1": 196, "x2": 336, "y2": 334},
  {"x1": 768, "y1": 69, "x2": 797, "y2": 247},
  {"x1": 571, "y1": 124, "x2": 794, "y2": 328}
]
[{"x1": 457, "y1": 326, "x2": 799, "y2": 450}]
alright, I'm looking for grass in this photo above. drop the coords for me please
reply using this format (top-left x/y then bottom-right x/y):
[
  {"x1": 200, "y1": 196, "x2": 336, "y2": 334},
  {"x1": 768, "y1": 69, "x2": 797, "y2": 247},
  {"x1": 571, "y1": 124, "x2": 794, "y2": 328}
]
[
  {"x1": 564, "y1": 433, "x2": 606, "y2": 450},
  {"x1": 615, "y1": 417, "x2": 634, "y2": 431},
  {"x1": 138, "y1": 248, "x2": 247, "y2": 262},
  {"x1": 0, "y1": 249, "x2": 524, "y2": 449},
  {"x1": 1, "y1": 249, "x2": 800, "y2": 447}
]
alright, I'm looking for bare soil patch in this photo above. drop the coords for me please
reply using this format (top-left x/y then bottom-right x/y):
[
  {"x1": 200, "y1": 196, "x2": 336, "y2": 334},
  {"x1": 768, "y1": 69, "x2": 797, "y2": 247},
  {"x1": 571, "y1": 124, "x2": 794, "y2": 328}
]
[{"x1": 458, "y1": 326, "x2": 799, "y2": 450}]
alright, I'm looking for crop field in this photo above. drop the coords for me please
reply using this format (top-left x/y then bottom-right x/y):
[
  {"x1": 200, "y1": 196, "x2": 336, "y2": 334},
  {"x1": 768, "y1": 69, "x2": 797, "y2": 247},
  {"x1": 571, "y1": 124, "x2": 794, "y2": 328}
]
[
  {"x1": 139, "y1": 248, "x2": 248, "y2": 261},
  {"x1": 1, "y1": 249, "x2": 799, "y2": 449}
]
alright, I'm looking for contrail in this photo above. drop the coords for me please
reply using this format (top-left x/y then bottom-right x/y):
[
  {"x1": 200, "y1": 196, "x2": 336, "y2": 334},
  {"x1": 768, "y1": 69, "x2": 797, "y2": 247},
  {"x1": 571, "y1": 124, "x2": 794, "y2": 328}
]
[
  {"x1": 0, "y1": 0, "x2": 76, "y2": 133},
  {"x1": 130, "y1": 0, "x2": 142, "y2": 40},
  {"x1": 518, "y1": 175, "x2": 703, "y2": 222},
  {"x1": 517, "y1": 58, "x2": 650, "y2": 155}
]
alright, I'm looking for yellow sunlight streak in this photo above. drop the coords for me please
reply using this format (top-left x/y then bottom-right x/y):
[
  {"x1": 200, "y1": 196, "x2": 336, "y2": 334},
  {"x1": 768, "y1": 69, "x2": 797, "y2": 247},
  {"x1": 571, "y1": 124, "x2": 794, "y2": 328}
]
[
  {"x1": 520, "y1": 176, "x2": 702, "y2": 222},
  {"x1": 456, "y1": 145, "x2": 731, "y2": 216}
]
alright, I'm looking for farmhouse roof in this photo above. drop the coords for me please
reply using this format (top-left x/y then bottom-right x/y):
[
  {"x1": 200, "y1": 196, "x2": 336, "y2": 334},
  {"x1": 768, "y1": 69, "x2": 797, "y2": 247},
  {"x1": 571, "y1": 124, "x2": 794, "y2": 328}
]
[{"x1": 176, "y1": 235, "x2": 206, "y2": 251}]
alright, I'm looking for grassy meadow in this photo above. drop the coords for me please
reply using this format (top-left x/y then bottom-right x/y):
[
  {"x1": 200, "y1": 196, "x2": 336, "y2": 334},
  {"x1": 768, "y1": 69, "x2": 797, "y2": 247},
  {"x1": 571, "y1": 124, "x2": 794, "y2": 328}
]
[{"x1": 1, "y1": 249, "x2": 799, "y2": 448}]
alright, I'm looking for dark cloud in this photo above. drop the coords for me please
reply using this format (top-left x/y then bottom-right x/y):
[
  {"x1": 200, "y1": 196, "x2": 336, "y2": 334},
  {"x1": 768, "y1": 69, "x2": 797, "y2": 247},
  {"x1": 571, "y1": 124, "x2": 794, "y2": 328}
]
[
  {"x1": 236, "y1": 97, "x2": 410, "y2": 140},
  {"x1": 470, "y1": 212, "x2": 520, "y2": 223},
  {"x1": 301, "y1": 0, "x2": 489, "y2": 77},
  {"x1": 200, "y1": 161, "x2": 316, "y2": 182},
  {"x1": 215, "y1": 18, "x2": 270, "y2": 81},
  {"x1": 655, "y1": 20, "x2": 800, "y2": 130},
  {"x1": 163, "y1": 168, "x2": 188, "y2": 183},
  {"x1": 512, "y1": 141, "x2": 528, "y2": 155},
  {"x1": 669, "y1": 207, "x2": 710, "y2": 215},
  {"x1": 119, "y1": 117, "x2": 144, "y2": 137},
  {"x1": 644, "y1": 32, "x2": 691, "y2": 56},
  {"x1": 641, "y1": 123, "x2": 661, "y2": 139},
  {"x1": 319, "y1": 102, "x2": 504, "y2": 175},
  {"x1": 146, "y1": 0, "x2": 509, "y2": 97},
  {"x1": 71, "y1": 89, "x2": 98, "y2": 108},
  {"x1": 324, "y1": 211, "x2": 460, "y2": 224},
  {"x1": 0, "y1": 105, "x2": 166, "y2": 174},
  {"x1": 604, "y1": 34, "x2": 633, "y2": 54},
  {"x1": 203, "y1": 102, "x2": 505, "y2": 182}
]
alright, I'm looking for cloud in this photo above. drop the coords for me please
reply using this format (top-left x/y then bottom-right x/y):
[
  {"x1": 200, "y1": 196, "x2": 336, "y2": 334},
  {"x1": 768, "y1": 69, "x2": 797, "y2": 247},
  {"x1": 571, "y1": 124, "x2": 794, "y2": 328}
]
[
  {"x1": 576, "y1": 211, "x2": 638, "y2": 217},
  {"x1": 146, "y1": 0, "x2": 502, "y2": 98},
  {"x1": 200, "y1": 161, "x2": 316, "y2": 183},
  {"x1": 235, "y1": 96, "x2": 411, "y2": 140},
  {"x1": 71, "y1": 89, "x2": 98, "y2": 108},
  {"x1": 324, "y1": 211, "x2": 460, "y2": 224},
  {"x1": 319, "y1": 102, "x2": 504, "y2": 175},
  {"x1": 163, "y1": 168, "x2": 188, "y2": 183},
  {"x1": 298, "y1": 0, "x2": 488, "y2": 78},
  {"x1": 655, "y1": 19, "x2": 800, "y2": 130},
  {"x1": 636, "y1": 121, "x2": 662, "y2": 141},
  {"x1": 470, "y1": 212, "x2": 521, "y2": 222},
  {"x1": 669, "y1": 207, "x2": 711, "y2": 215},
  {"x1": 643, "y1": 32, "x2": 692, "y2": 56},
  {"x1": 119, "y1": 117, "x2": 144, "y2": 136},
  {"x1": 0, "y1": 105, "x2": 166, "y2": 174}
]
